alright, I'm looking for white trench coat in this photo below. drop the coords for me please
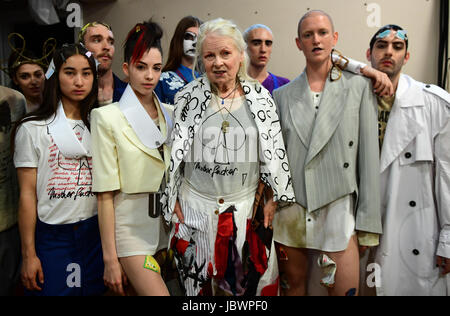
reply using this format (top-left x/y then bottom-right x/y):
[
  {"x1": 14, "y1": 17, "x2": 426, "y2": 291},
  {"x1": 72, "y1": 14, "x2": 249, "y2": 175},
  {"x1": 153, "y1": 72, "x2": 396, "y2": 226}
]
[{"x1": 375, "y1": 74, "x2": 450, "y2": 296}]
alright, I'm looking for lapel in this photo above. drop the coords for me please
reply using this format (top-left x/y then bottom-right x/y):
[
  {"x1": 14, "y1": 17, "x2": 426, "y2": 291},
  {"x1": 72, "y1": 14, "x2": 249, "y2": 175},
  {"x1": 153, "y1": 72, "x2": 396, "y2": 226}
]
[
  {"x1": 380, "y1": 75, "x2": 424, "y2": 173},
  {"x1": 122, "y1": 127, "x2": 163, "y2": 161},
  {"x1": 287, "y1": 73, "x2": 316, "y2": 148},
  {"x1": 120, "y1": 85, "x2": 172, "y2": 162},
  {"x1": 306, "y1": 75, "x2": 349, "y2": 165},
  {"x1": 119, "y1": 85, "x2": 171, "y2": 150}
]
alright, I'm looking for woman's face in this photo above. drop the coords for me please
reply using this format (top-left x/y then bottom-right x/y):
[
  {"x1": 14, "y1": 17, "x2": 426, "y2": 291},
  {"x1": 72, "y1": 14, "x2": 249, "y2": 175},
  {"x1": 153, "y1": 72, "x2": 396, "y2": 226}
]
[
  {"x1": 59, "y1": 54, "x2": 94, "y2": 104},
  {"x1": 202, "y1": 33, "x2": 244, "y2": 89},
  {"x1": 13, "y1": 63, "x2": 45, "y2": 100},
  {"x1": 123, "y1": 48, "x2": 162, "y2": 99},
  {"x1": 183, "y1": 26, "x2": 199, "y2": 57}
]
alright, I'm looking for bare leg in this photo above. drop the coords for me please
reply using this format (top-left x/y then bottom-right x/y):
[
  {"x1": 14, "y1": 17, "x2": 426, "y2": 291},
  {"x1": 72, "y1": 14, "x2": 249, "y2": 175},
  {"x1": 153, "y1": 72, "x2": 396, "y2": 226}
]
[
  {"x1": 325, "y1": 235, "x2": 360, "y2": 296},
  {"x1": 119, "y1": 255, "x2": 170, "y2": 296},
  {"x1": 275, "y1": 243, "x2": 309, "y2": 296}
]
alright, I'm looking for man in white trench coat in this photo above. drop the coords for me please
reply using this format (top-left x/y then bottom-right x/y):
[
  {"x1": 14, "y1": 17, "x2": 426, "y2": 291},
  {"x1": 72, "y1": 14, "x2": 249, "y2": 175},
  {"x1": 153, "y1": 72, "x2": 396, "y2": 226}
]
[{"x1": 366, "y1": 24, "x2": 450, "y2": 295}]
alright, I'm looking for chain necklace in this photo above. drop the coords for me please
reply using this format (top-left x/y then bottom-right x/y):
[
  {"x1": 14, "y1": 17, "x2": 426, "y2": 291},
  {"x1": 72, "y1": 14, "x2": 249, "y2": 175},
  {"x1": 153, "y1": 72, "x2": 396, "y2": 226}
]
[
  {"x1": 215, "y1": 88, "x2": 238, "y2": 134},
  {"x1": 214, "y1": 83, "x2": 239, "y2": 105}
]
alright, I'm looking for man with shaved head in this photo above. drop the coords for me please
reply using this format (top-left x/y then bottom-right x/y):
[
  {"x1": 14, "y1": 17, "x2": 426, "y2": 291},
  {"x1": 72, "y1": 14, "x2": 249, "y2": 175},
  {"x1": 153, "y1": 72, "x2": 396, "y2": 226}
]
[
  {"x1": 243, "y1": 24, "x2": 290, "y2": 94},
  {"x1": 272, "y1": 10, "x2": 382, "y2": 296}
]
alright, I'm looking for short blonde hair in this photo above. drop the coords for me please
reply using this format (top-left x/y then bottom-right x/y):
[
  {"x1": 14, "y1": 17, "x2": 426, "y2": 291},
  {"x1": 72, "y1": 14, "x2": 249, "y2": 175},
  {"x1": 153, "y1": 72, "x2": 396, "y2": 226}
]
[{"x1": 194, "y1": 18, "x2": 251, "y2": 81}]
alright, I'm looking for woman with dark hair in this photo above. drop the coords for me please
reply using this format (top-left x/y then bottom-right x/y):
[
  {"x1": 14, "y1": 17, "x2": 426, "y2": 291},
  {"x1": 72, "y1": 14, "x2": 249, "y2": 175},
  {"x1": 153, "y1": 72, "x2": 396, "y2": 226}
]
[
  {"x1": 13, "y1": 43, "x2": 105, "y2": 296},
  {"x1": 91, "y1": 20, "x2": 172, "y2": 296},
  {"x1": 8, "y1": 49, "x2": 46, "y2": 114},
  {"x1": 154, "y1": 15, "x2": 202, "y2": 104}
]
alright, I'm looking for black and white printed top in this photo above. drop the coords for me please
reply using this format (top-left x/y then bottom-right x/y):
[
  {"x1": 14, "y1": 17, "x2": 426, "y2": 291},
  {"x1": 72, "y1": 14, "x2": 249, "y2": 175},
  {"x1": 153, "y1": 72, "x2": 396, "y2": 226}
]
[
  {"x1": 162, "y1": 75, "x2": 295, "y2": 223},
  {"x1": 184, "y1": 95, "x2": 260, "y2": 196}
]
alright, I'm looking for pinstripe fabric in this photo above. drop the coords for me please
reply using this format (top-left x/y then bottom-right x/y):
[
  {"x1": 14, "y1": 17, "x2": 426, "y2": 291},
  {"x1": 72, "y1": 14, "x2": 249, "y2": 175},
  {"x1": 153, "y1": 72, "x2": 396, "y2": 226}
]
[{"x1": 273, "y1": 71, "x2": 382, "y2": 234}]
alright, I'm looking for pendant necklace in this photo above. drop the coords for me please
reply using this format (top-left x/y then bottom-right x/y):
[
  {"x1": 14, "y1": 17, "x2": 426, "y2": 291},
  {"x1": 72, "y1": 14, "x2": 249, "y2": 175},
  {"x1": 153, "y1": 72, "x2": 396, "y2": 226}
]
[
  {"x1": 218, "y1": 84, "x2": 239, "y2": 105},
  {"x1": 217, "y1": 87, "x2": 238, "y2": 134}
]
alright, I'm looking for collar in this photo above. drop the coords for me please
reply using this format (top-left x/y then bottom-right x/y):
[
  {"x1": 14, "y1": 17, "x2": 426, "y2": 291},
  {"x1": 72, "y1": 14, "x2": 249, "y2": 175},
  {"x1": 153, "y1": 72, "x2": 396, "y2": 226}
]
[
  {"x1": 119, "y1": 84, "x2": 172, "y2": 149},
  {"x1": 48, "y1": 101, "x2": 91, "y2": 159},
  {"x1": 395, "y1": 74, "x2": 425, "y2": 108}
]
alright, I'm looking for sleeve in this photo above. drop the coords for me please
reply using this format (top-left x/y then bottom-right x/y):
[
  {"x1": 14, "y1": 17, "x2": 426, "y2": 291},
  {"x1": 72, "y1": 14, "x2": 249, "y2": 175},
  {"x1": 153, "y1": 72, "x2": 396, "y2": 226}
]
[
  {"x1": 13, "y1": 124, "x2": 38, "y2": 168},
  {"x1": 90, "y1": 109, "x2": 121, "y2": 192},
  {"x1": 331, "y1": 51, "x2": 367, "y2": 75},
  {"x1": 433, "y1": 98, "x2": 450, "y2": 258},
  {"x1": 358, "y1": 231, "x2": 380, "y2": 247},
  {"x1": 356, "y1": 80, "x2": 382, "y2": 234},
  {"x1": 154, "y1": 80, "x2": 165, "y2": 104}
]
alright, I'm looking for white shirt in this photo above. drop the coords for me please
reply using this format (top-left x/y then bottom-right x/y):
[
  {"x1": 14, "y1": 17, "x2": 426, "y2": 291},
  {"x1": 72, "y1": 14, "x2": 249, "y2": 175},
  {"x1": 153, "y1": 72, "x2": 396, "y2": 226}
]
[{"x1": 14, "y1": 118, "x2": 97, "y2": 224}]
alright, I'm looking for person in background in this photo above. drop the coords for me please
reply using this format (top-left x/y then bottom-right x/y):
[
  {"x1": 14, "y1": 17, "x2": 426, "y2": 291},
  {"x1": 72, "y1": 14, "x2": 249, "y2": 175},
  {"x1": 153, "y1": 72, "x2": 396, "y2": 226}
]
[
  {"x1": 243, "y1": 24, "x2": 290, "y2": 94},
  {"x1": 155, "y1": 16, "x2": 202, "y2": 104},
  {"x1": 8, "y1": 48, "x2": 46, "y2": 114},
  {"x1": 79, "y1": 21, "x2": 127, "y2": 106},
  {"x1": 0, "y1": 86, "x2": 26, "y2": 295}
]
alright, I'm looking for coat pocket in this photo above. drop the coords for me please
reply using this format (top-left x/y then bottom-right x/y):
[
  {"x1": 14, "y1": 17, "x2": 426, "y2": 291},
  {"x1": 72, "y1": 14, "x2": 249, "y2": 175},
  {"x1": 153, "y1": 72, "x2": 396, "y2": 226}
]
[{"x1": 399, "y1": 136, "x2": 434, "y2": 166}]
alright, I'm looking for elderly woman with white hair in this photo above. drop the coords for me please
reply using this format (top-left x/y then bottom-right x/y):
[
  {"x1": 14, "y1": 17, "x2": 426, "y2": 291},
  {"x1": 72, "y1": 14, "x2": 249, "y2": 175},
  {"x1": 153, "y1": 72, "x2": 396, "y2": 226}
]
[{"x1": 162, "y1": 18, "x2": 295, "y2": 296}]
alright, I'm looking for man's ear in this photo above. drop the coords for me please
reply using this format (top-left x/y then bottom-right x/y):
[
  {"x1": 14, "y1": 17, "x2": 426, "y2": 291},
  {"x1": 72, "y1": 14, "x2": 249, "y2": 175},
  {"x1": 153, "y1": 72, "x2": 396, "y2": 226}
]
[
  {"x1": 122, "y1": 62, "x2": 129, "y2": 78},
  {"x1": 295, "y1": 37, "x2": 303, "y2": 51},
  {"x1": 403, "y1": 51, "x2": 410, "y2": 66},
  {"x1": 366, "y1": 48, "x2": 371, "y2": 62},
  {"x1": 333, "y1": 31, "x2": 339, "y2": 46}
]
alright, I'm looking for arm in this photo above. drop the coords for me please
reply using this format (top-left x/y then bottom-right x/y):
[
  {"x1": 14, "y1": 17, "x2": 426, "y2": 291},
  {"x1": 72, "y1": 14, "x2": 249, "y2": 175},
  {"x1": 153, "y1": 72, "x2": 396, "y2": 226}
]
[
  {"x1": 356, "y1": 81, "x2": 382, "y2": 241},
  {"x1": 97, "y1": 192, "x2": 127, "y2": 295},
  {"x1": 17, "y1": 167, "x2": 43, "y2": 291},
  {"x1": 90, "y1": 109, "x2": 127, "y2": 293},
  {"x1": 332, "y1": 51, "x2": 394, "y2": 96},
  {"x1": 434, "y1": 109, "x2": 450, "y2": 274}
]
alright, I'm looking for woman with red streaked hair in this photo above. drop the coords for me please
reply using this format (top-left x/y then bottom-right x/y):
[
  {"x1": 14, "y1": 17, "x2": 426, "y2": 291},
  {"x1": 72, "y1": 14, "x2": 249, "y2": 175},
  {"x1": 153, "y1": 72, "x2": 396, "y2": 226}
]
[{"x1": 90, "y1": 20, "x2": 172, "y2": 296}]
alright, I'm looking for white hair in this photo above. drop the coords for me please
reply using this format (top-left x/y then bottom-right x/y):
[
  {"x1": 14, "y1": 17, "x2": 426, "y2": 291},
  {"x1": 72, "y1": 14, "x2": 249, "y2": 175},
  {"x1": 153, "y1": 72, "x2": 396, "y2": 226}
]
[
  {"x1": 194, "y1": 18, "x2": 252, "y2": 81},
  {"x1": 243, "y1": 24, "x2": 273, "y2": 43}
]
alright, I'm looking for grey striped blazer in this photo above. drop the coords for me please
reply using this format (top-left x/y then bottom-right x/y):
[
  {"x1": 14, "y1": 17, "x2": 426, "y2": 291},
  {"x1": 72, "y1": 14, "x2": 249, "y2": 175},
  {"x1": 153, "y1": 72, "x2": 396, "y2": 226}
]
[{"x1": 273, "y1": 71, "x2": 382, "y2": 234}]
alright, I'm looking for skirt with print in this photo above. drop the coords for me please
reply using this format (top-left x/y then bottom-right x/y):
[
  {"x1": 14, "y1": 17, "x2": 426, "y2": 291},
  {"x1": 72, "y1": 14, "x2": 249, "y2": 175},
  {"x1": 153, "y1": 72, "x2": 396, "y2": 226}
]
[{"x1": 169, "y1": 180, "x2": 279, "y2": 296}]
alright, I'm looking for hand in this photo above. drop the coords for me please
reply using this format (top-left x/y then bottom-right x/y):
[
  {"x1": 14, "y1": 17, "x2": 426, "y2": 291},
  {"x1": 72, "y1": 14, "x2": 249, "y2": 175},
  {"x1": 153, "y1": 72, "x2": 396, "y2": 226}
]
[
  {"x1": 103, "y1": 259, "x2": 128, "y2": 296},
  {"x1": 437, "y1": 256, "x2": 450, "y2": 275},
  {"x1": 174, "y1": 199, "x2": 184, "y2": 224},
  {"x1": 361, "y1": 65, "x2": 394, "y2": 97},
  {"x1": 263, "y1": 199, "x2": 277, "y2": 229},
  {"x1": 21, "y1": 255, "x2": 44, "y2": 291}
]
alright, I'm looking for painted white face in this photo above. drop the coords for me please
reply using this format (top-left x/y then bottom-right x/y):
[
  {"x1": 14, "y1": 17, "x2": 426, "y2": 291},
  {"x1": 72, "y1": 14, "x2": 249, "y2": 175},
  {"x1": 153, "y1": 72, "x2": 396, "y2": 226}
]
[{"x1": 183, "y1": 31, "x2": 198, "y2": 57}]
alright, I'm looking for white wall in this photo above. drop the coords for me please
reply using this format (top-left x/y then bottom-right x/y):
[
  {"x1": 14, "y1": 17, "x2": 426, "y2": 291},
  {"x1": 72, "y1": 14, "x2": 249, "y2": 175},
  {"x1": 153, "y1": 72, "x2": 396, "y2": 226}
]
[{"x1": 84, "y1": 0, "x2": 440, "y2": 84}]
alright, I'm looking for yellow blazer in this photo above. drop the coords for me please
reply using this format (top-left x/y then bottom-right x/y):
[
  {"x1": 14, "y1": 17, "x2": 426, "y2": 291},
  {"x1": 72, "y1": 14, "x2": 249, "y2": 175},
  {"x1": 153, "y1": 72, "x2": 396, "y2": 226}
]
[{"x1": 91, "y1": 98, "x2": 173, "y2": 194}]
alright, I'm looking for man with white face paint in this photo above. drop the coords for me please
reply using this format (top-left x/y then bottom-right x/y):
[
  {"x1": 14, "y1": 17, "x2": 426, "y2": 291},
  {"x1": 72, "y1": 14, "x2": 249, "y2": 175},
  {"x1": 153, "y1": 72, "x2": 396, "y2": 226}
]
[
  {"x1": 155, "y1": 16, "x2": 202, "y2": 105},
  {"x1": 365, "y1": 24, "x2": 450, "y2": 296}
]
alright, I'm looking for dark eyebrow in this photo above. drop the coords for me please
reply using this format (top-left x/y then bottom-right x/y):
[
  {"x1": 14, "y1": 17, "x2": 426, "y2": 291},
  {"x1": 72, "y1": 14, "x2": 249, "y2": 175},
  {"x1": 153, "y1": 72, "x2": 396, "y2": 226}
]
[
  {"x1": 89, "y1": 34, "x2": 103, "y2": 40},
  {"x1": 62, "y1": 67, "x2": 76, "y2": 71}
]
